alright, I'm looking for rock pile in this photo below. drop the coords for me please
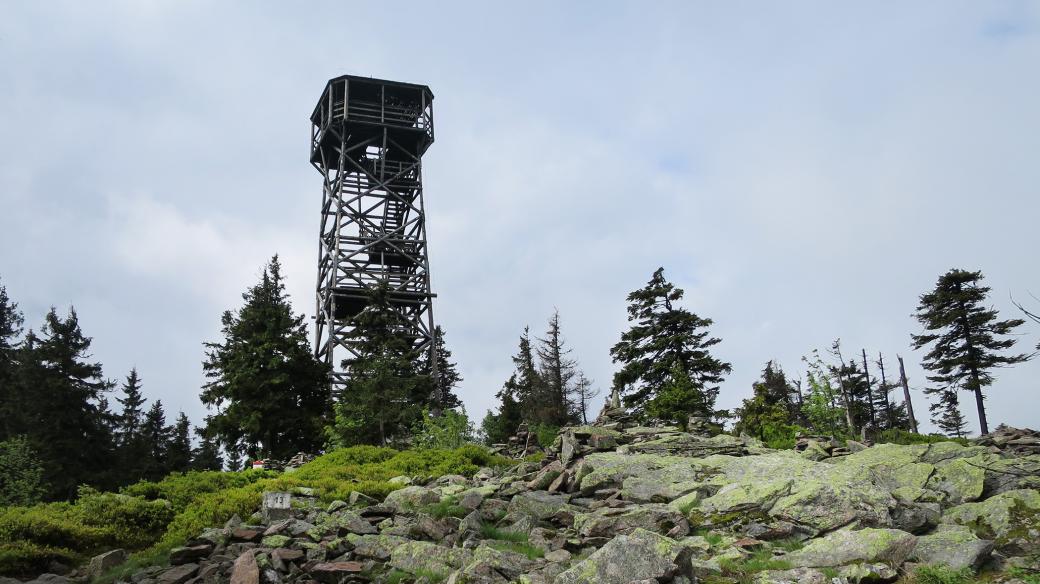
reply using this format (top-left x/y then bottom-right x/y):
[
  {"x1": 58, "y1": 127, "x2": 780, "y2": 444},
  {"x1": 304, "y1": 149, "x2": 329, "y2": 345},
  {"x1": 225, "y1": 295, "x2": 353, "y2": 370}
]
[
  {"x1": 491, "y1": 424, "x2": 543, "y2": 459},
  {"x1": 977, "y1": 425, "x2": 1040, "y2": 457},
  {"x1": 27, "y1": 420, "x2": 1040, "y2": 584}
]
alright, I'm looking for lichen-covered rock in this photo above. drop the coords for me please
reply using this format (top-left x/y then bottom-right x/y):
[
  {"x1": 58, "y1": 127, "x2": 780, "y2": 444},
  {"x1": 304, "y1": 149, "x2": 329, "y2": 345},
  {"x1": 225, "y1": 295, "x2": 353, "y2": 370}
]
[
  {"x1": 910, "y1": 524, "x2": 993, "y2": 570},
  {"x1": 574, "y1": 504, "x2": 689, "y2": 537},
  {"x1": 389, "y1": 540, "x2": 473, "y2": 576},
  {"x1": 929, "y1": 458, "x2": 985, "y2": 504},
  {"x1": 85, "y1": 549, "x2": 128, "y2": 578},
  {"x1": 345, "y1": 533, "x2": 409, "y2": 561},
  {"x1": 555, "y1": 528, "x2": 693, "y2": 584},
  {"x1": 621, "y1": 475, "x2": 698, "y2": 503},
  {"x1": 941, "y1": 488, "x2": 1040, "y2": 550},
  {"x1": 463, "y1": 545, "x2": 537, "y2": 580},
  {"x1": 383, "y1": 485, "x2": 440, "y2": 512},
  {"x1": 786, "y1": 528, "x2": 917, "y2": 567},
  {"x1": 699, "y1": 479, "x2": 792, "y2": 515},
  {"x1": 506, "y1": 491, "x2": 572, "y2": 520}
]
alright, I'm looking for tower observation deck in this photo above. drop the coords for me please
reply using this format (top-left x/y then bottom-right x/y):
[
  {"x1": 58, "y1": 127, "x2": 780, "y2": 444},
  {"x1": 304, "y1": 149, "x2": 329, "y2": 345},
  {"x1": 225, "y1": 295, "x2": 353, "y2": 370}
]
[{"x1": 311, "y1": 75, "x2": 438, "y2": 391}]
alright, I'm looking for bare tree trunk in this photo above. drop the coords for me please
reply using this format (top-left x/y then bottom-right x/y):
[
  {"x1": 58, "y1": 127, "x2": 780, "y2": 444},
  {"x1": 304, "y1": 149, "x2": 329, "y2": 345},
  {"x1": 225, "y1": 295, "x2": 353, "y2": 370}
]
[
  {"x1": 831, "y1": 342, "x2": 857, "y2": 434},
  {"x1": 877, "y1": 353, "x2": 893, "y2": 428},
  {"x1": 897, "y1": 355, "x2": 919, "y2": 434},
  {"x1": 862, "y1": 348, "x2": 876, "y2": 429}
]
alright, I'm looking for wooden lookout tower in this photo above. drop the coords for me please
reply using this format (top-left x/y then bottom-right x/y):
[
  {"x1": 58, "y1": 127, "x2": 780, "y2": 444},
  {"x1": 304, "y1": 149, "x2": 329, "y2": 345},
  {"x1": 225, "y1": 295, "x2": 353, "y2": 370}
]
[{"x1": 311, "y1": 75, "x2": 438, "y2": 391}]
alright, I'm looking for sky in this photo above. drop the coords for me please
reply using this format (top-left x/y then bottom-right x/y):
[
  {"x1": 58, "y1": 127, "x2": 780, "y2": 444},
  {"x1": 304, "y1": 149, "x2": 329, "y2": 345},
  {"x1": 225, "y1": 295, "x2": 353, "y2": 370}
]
[{"x1": 1, "y1": 1, "x2": 1038, "y2": 437}]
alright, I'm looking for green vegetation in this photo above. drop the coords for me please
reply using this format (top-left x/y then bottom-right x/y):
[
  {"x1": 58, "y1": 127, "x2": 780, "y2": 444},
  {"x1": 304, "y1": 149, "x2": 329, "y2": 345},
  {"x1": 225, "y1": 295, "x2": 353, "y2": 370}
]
[
  {"x1": 718, "y1": 548, "x2": 792, "y2": 583},
  {"x1": 610, "y1": 268, "x2": 732, "y2": 427},
  {"x1": 0, "y1": 445, "x2": 507, "y2": 577},
  {"x1": 419, "y1": 496, "x2": 468, "y2": 520},
  {"x1": 1007, "y1": 567, "x2": 1040, "y2": 584},
  {"x1": 477, "y1": 522, "x2": 544, "y2": 559},
  {"x1": 411, "y1": 409, "x2": 476, "y2": 450},
  {"x1": 0, "y1": 436, "x2": 45, "y2": 506},
  {"x1": 912, "y1": 268, "x2": 1031, "y2": 436},
  {"x1": 877, "y1": 428, "x2": 969, "y2": 446},
  {"x1": 911, "y1": 565, "x2": 975, "y2": 584}
]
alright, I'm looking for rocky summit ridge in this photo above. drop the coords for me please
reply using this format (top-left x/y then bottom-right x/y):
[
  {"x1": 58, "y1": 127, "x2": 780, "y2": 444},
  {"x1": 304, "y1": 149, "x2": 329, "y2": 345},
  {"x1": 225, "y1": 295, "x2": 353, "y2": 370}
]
[{"x1": 29, "y1": 415, "x2": 1040, "y2": 584}]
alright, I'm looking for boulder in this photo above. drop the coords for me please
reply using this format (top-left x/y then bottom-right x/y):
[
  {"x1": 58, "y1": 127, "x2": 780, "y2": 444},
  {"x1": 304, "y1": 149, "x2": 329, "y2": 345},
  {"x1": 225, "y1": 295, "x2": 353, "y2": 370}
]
[
  {"x1": 941, "y1": 488, "x2": 1040, "y2": 545},
  {"x1": 86, "y1": 548, "x2": 128, "y2": 578},
  {"x1": 753, "y1": 567, "x2": 829, "y2": 584},
  {"x1": 346, "y1": 533, "x2": 409, "y2": 561},
  {"x1": 574, "y1": 504, "x2": 689, "y2": 538},
  {"x1": 309, "y1": 562, "x2": 364, "y2": 583},
  {"x1": 389, "y1": 540, "x2": 474, "y2": 576},
  {"x1": 909, "y1": 524, "x2": 993, "y2": 570},
  {"x1": 157, "y1": 563, "x2": 199, "y2": 584},
  {"x1": 555, "y1": 528, "x2": 693, "y2": 584},
  {"x1": 229, "y1": 552, "x2": 258, "y2": 584},
  {"x1": 168, "y1": 544, "x2": 212, "y2": 565},
  {"x1": 383, "y1": 485, "x2": 440, "y2": 512},
  {"x1": 507, "y1": 491, "x2": 571, "y2": 520},
  {"x1": 786, "y1": 527, "x2": 917, "y2": 568}
]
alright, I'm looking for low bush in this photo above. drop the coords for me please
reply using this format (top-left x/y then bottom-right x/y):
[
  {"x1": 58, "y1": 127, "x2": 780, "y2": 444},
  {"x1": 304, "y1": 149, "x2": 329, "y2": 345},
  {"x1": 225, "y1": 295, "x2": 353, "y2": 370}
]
[
  {"x1": 1, "y1": 445, "x2": 508, "y2": 577},
  {"x1": 877, "y1": 429, "x2": 969, "y2": 447}
]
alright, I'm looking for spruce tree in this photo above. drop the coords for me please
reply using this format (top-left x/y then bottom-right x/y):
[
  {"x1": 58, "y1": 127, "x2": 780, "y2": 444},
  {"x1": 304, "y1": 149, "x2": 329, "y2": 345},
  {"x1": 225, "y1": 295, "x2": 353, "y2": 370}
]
[
  {"x1": 418, "y1": 326, "x2": 463, "y2": 411},
  {"x1": 115, "y1": 368, "x2": 146, "y2": 445},
  {"x1": 328, "y1": 285, "x2": 434, "y2": 446},
  {"x1": 191, "y1": 429, "x2": 224, "y2": 471},
  {"x1": 167, "y1": 412, "x2": 193, "y2": 473},
  {"x1": 930, "y1": 389, "x2": 970, "y2": 438},
  {"x1": 734, "y1": 361, "x2": 795, "y2": 439},
  {"x1": 202, "y1": 256, "x2": 330, "y2": 460},
  {"x1": 0, "y1": 280, "x2": 24, "y2": 441},
  {"x1": 610, "y1": 268, "x2": 732, "y2": 422},
  {"x1": 20, "y1": 308, "x2": 114, "y2": 499},
  {"x1": 535, "y1": 310, "x2": 579, "y2": 426},
  {"x1": 140, "y1": 401, "x2": 170, "y2": 481},
  {"x1": 480, "y1": 376, "x2": 524, "y2": 444},
  {"x1": 509, "y1": 327, "x2": 545, "y2": 424},
  {"x1": 912, "y1": 269, "x2": 1030, "y2": 435}
]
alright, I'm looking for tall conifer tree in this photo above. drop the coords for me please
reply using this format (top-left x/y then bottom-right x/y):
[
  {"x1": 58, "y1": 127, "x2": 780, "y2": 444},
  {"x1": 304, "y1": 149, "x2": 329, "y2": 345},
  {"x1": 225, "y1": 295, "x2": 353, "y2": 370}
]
[
  {"x1": 610, "y1": 268, "x2": 732, "y2": 424},
  {"x1": 418, "y1": 326, "x2": 463, "y2": 411},
  {"x1": 167, "y1": 412, "x2": 193, "y2": 473},
  {"x1": 202, "y1": 256, "x2": 330, "y2": 459},
  {"x1": 140, "y1": 401, "x2": 170, "y2": 481},
  {"x1": 912, "y1": 269, "x2": 1030, "y2": 435},
  {"x1": 536, "y1": 310, "x2": 578, "y2": 426},
  {"x1": 328, "y1": 285, "x2": 433, "y2": 446},
  {"x1": 16, "y1": 308, "x2": 115, "y2": 498},
  {"x1": 0, "y1": 280, "x2": 24, "y2": 440}
]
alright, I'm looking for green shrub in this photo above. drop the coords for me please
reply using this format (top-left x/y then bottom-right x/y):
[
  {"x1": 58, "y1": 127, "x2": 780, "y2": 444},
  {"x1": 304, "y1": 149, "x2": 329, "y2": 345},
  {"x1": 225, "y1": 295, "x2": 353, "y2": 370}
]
[
  {"x1": 1, "y1": 445, "x2": 510, "y2": 578},
  {"x1": 0, "y1": 541, "x2": 77, "y2": 576},
  {"x1": 912, "y1": 565, "x2": 974, "y2": 584},
  {"x1": 530, "y1": 424, "x2": 560, "y2": 449},
  {"x1": 411, "y1": 409, "x2": 476, "y2": 450},
  {"x1": 761, "y1": 424, "x2": 803, "y2": 450},
  {"x1": 0, "y1": 437, "x2": 46, "y2": 507},
  {"x1": 877, "y1": 429, "x2": 969, "y2": 446}
]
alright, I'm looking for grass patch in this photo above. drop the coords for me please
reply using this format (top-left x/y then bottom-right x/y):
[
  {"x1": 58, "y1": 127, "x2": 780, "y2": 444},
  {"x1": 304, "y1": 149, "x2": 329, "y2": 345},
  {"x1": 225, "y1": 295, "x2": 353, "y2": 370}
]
[
  {"x1": 911, "y1": 565, "x2": 975, "y2": 584},
  {"x1": 821, "y1": 567, "x2": 840, "y2": 579},
  {"x1": 770, "y1": 537, "x2": 805, "y2": 552},
  {"x1": 420, "y1": 497, "x2": 468, "y2": 520},
  {"x1": 1007, "y1": 567, "x2": 1040, "y2": 584},
  {"x1": 719, "y1": 548, "x2": 792, "y2": 583},
  {"x1": 478, "y1": 523, "x2": 530, "y2": 543},
  {"x1": 486, "y1": 539, "x2": 544, "y2": 559}
]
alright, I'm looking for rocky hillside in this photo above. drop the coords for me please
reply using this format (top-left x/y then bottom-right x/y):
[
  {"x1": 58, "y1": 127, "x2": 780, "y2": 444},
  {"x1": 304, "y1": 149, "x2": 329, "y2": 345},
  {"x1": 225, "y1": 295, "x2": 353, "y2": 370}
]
[{"x1": 23, "y1": 417, "x2": 1040, "y2": 584}]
